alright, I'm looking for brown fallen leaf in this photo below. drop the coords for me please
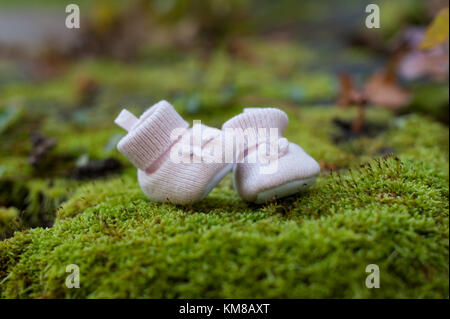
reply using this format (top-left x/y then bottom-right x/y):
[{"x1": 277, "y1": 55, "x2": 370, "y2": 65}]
[
  {"x1": 319, "y1": 160, "x2": 336, "y2": 172},
  {"x1": 337, "y1": 49, "x2": 411, "y2": 133},
  {"x1": 338, "y1": 74, "x2": 353, "y2": 107},
  {"x1": 338, "y1": 74, "x2": 368, "y2": 107},
  {"x1": 340, "y1": 48, "x2": 411, "y2": 111},
  {"x1": 364, "y1": 70, "x2": 411, "y2": 109}
]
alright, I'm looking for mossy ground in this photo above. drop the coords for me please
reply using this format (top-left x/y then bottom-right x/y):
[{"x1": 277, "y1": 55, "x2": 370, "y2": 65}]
[{"x1": 0, "y1": 40, "x2": 448, "y2": 298}]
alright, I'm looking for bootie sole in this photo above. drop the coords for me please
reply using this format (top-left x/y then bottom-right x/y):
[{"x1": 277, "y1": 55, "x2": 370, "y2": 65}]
[{"x1": 254, "y1": 175, "x2": 317, "y2": 204}]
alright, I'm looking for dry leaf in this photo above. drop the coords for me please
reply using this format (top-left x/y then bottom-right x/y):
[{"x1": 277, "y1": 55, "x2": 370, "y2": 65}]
[
  {"x1": 338, "y1": 73, "x2": 353, "y2": 107},
  {"x1": 336, "y1": 56, "x2": 411, "y2": 133},
  {"x1": 364, "y1": 70, "x2": 411, "y2": 109},
  {"x1": 420, "y1": 7, "x2": 449, "y2": 50},
  {"x1": 338, "y1": 73, "x2": 367, "y2": 107},
  {"x1": 338, "y1": 53, "x2": 411, "y2": 110}
]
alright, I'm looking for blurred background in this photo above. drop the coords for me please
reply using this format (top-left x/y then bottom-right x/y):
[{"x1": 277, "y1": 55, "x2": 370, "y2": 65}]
[{"x1": 0, "y1": 0, "x2": 448, "y2": 237}]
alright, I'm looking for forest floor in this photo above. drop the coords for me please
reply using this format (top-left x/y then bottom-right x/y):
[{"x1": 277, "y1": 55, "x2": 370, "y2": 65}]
[{"x1": 0, "y1": 39, "x2": 448, "y2": 298}]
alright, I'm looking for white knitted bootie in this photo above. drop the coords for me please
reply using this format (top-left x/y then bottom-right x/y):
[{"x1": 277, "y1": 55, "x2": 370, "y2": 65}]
[
  {"x1": 115, "y1": 100, "x2": 232, "y2": 204},
  {"x1": 222, "y1": 107, "x2": 320, "y2": 203}
]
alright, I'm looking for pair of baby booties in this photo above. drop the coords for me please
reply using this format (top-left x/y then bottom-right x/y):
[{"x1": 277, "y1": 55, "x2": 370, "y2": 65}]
[{"x1": 115, "y1": 100, "x2": 320, "y2": 204}]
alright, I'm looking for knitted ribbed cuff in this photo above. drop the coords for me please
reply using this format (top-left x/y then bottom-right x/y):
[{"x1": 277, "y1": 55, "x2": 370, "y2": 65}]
[
  {"x1": 115, "y1": 100, "x2": 189, "y2": 171},
  {"x1": 222, "y1": 107, "x2": 288, "y2": 134}
]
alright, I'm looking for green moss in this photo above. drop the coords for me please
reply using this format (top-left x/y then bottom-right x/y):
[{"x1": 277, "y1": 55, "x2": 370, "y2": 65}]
[
  {"x1": 0, "y1": 105, "x2": 24, "y2": 135},
  {"x1": 0, "y1": 207, "x2": 20, "y2": 239},
  {"x1": 0, "y1": 177, "x2": 81, "y2": 238},
  {"x1": 0, "y1": 153, "x2": 447, "y2": 298},
  {"x1": 408, "y1": 83, "x2": 449, "y2": 124},
  {"x1": 0, "y1": 98, "x2": 448, "y2": 298}
]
